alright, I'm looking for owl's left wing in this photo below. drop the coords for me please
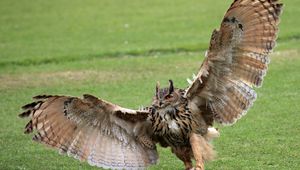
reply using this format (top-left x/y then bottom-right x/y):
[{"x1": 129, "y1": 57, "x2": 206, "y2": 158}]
[
  {"x1": 185, "y1": 0, "x2": 283, "y2": 125},
  {"x1": 19, "y1": 94, "x2": 158, "y2": 169}
]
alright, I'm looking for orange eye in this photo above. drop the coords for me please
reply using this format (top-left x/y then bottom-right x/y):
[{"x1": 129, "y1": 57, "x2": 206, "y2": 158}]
[{"x1": 165, "y1": 94, "x2": 173, "y2": 99}]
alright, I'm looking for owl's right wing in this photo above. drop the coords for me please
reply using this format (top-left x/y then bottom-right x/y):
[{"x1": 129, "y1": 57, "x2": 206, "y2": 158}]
[
  {"x1": 185, "y1": 0, "x2": 283, "y2": 125},
  {"x1": 19, "y1": 94, "x2": 158, "y2": 169}
]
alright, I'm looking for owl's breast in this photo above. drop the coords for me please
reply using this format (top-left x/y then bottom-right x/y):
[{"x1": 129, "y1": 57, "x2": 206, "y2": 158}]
[{"x1": 150, "y1": 105, "x2": 193, "y2": 146}]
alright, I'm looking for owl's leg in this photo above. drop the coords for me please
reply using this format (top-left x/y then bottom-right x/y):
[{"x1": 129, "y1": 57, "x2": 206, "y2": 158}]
[
  {"x1": 184, "y1": 161, "x2": 193, "y2": 170},
  {"x1": 190, "y1": 133, "x2": 205, "y2": 170},
  {"x1": 171, "y1": 147, "x2": 193, "y2": 170}
]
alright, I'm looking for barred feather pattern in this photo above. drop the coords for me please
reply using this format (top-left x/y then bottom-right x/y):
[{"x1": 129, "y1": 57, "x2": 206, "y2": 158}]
[
  {"x1": 18, "y1": 1, "x2": 283, "y2": 169},
  {"x1": 19, "y1": 95, "x2": 158, "y2": 170},
  {"x1": 185, "y1": 0, "x2": 283, "y2": 125}
]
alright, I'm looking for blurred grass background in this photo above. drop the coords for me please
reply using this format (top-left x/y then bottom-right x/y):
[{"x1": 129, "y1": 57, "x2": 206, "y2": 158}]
[{"x1": 0, "y1": 0, "x2": 299, "y2": 169}]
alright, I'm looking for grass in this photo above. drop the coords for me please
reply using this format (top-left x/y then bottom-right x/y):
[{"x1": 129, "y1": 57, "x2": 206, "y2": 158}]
[{"x1": 0, "y1": 0, "x2": 299, "y2": 169}]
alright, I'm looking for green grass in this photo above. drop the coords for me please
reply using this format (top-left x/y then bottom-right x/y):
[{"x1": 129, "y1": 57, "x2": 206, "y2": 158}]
[{"x1": 1, "y1": 0, "x2": 300, "y2": 169}]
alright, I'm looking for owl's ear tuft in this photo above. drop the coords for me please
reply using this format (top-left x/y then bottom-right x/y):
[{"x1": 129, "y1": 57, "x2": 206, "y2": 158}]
[
  {"x1": 168, "y1": 80, "x2": 174, "y2": 94},
  {"x1": 156, "y1": 81, "x2": 160, "y2": 99}
]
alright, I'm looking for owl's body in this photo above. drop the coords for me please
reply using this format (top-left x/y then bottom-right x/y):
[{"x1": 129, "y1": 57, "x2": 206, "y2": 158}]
[
  {"x1": 19, "y1": 0, "x2": 283, "y2": 169},
  {"x1": 151, "y1": 87, "x2": 191, "y2": 146},
  {"x1": 149, "y1": 86, "x2": 216, "y2": 169},
  {"x1": 151, "y1": 86, "x2": 207, "y2": 146}
]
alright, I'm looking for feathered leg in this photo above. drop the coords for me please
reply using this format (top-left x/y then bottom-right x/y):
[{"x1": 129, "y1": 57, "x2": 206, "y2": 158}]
[
  {"x1": 171, "y1": 147, "x2": 193, "y2": 170},
  {"x1": 190, "y1": 133, "x2": 205, "y2": 170},
  {"x1": 184, "y1": 161, "x2": 193, "y2": 170}
]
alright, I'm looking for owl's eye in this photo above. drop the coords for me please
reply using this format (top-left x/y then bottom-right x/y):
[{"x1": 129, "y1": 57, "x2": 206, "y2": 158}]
[{"x1": 164, "y1": 94, "x2": 173, "y2": 99}]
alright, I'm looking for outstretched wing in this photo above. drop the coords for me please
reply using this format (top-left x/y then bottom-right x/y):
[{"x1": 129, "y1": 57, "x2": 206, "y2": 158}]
[
  {"x1": 185, "y1": 0, "x2": 283, "y2": 125},
  {"x1": 19, "y1": 94, "x2": 158, "y2": 169}
]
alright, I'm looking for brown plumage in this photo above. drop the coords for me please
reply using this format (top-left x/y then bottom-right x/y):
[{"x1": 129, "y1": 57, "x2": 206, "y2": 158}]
[{"x1": 19, "y1": 0, "x2": 283, "y2": 169}]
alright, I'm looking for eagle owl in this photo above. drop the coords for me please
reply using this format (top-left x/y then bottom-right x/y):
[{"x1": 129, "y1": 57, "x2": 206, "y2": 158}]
[{"x1": 19, "y1": 0, "x2": 283, "y2": 169}]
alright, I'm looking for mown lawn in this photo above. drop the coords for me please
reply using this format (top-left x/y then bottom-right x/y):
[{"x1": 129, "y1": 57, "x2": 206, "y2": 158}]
[{"x1": 0, "y1": 0, "x2": 299, "y2": 169}]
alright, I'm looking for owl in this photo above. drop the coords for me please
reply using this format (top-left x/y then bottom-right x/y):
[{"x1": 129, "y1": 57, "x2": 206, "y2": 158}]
[{"x1": 19, "y1": 0, "x2": 283, "y2": 169}]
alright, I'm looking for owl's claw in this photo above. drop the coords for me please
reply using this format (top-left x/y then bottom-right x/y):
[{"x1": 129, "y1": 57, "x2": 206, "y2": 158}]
[{"x1": 189, "y1": 167, "x2": 204, "y2": 170}]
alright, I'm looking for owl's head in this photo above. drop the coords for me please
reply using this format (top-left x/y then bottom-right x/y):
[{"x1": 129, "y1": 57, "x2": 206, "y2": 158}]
[{"x1": 152, "y1": 80, "x2": 185, "y2": 109}]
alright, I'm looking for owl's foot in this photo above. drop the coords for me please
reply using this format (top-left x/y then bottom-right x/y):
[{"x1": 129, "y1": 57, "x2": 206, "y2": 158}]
[{"x1": 189, "y1": 167, "x2": 204, "y2": 170}]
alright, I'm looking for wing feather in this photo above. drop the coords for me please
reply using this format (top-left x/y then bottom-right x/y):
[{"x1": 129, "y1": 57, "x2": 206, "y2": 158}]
[
  {"x1": 19, "y1": 94, "x2": 158, "y2": 169},
  {"x1": 185, "y1": 0, "x2": 283, "y2": 125}
]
